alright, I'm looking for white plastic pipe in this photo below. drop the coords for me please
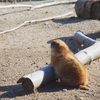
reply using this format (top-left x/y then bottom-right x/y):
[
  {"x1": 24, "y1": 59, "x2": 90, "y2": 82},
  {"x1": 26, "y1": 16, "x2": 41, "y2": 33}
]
[{"x1": 74, "y1": 30, "x2": 100, "y2": 64}]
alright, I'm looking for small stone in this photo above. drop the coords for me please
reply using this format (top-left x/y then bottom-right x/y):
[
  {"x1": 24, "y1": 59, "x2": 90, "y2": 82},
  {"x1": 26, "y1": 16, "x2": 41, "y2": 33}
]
[
  {"x1": 2, "y1": 79, "x2": 6, "y2": 82},
  {"x1": 57, "y1": 97, "x2": 61, "y2": 100},
  {"x1": 62, "y1": 89, "x2": 68, "y2": 92},
  {"x1": 79, "y1": 97, "x2": 85, "y2": 100},
  {"x1": 97, "y1": 84, "x2": 100, "y2": 86},
  {"x1": 4, "y1": 18, "x2": 7, "y2": 20},
  {"x1": 44, "y1": 22, "x2": 49, "y2": 25},
  {"x1": 46, "y1": 62, "x2": 48, "y2": 65},
  {"x1": 33, "y1": 62, "x2": 36, "y2": 64},
  {"x1": 36, "y1": 66, "x2": 39, "y2": 68},
  {"x1": 45, "y1": 11, "x2": 48, "y2": 13},
  {"x1": 27, "y1": 47, "x2": 31, "y2": 49}
]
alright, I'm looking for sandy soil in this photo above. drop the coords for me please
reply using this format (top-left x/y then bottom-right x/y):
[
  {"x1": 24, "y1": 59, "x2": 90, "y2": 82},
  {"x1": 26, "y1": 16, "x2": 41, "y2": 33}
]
[{"x1": 0, "y1": 0, "x2": 100, "y2": 100}]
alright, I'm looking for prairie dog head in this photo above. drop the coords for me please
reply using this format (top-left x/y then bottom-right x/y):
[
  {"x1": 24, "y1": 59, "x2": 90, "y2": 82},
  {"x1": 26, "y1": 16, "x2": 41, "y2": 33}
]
[{"x1": 51, "y1": 39, "x2": 70, "y2": 52}]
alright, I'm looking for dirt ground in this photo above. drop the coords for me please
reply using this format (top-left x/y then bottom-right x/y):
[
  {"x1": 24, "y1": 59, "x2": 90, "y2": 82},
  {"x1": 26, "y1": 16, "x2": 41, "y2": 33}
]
[{"x1": 0, "y1": 0, "x2": 100, "y2": 100}]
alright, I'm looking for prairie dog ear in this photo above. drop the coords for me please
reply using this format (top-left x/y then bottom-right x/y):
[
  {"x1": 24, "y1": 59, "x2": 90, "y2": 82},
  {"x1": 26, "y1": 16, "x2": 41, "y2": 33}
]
[{"x1": 51, "y1": 41, "x2": 59, "y2": 48}]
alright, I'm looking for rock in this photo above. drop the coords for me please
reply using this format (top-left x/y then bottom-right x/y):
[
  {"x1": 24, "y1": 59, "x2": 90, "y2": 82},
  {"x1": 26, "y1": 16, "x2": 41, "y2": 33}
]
[
  {"x1": 62, "y1": 89, "x2": 68, "y2": 92},
  {"x1": 79, "y1": 97, "x2": 85, "y2": 100}
]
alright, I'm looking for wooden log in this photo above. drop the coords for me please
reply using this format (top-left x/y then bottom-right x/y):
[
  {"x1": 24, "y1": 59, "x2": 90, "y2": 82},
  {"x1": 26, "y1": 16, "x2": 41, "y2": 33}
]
[
  {"x1": 91, "y1": 1, "x2": 100, "y2": 20},
  {"x1": 17, "y1": 31, "x2": 100, "y2": 93},
  {"x1": 75, "y1": 0, "x2": 100, "y2": 20},
  {"x1": 17, "y1": 65, "x2": 55, "y2": 93},
  {"x1": 74, "y1": 30, "x2": 96, "y2": 47},
  {"x1": 74, "y1": 30, "x2": 100, "y2": 64},
  {"x1": 75, "y1": 42, "x2": 100, "y2": 64}
]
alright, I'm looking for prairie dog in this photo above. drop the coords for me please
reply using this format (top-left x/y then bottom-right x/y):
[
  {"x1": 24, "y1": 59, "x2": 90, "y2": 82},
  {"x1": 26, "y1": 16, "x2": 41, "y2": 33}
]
[{"x1": 51, "y1": 39, "x2": 88, "y2": 89}]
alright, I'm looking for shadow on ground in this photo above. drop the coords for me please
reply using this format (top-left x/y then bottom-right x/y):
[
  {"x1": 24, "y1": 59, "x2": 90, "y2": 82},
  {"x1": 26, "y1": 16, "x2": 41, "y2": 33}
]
[
  {"x1": 0, "y1": 84, "x2": 28, "y2": 99},
  {"x1": 52, "y1": 16, "x2": 100, "y2": 24},
  {"x1": 0, "y1": 81, "x2": 75, "y2": 99},
  {"x1": 38, "y1": 80, "x2": 77, "y2": 93},
  {"x1": 52, "y1": 17, "x2": 86, "y2": 24},
  {"x1": 86, "y1": 31, "x2": 100, "y2": 40}
]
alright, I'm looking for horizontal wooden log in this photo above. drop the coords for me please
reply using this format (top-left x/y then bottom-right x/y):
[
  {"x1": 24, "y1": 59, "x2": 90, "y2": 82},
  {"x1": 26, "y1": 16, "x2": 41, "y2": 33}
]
[{"x1": 17, "y1": 31, "x2": 100, "y2": 93}]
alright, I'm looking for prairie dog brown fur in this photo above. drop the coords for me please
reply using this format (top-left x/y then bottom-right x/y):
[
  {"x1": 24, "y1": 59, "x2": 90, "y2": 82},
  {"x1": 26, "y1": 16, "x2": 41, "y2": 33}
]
[{"x1": 51, "y1": 39, "x2": 88, "y2": 89}]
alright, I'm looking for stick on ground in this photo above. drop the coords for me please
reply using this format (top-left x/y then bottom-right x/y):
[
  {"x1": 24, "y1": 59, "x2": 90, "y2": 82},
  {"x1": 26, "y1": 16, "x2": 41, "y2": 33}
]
[
  {"x1": 0, "y1": 4, "x2": 33, "y2": 9},
  {"x1": 30, "y1": 1, "x2": 76, "y2": 10},
  {"x1": 0, "y1": 1, "x2": 76, "y2": 10},
  {"x1": 0, "y1": 12, "x2": 73, "y2": 35}
]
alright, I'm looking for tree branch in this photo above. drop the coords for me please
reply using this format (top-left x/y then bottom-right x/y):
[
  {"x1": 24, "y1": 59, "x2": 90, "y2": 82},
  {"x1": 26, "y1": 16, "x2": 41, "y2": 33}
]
[
  {"x1": 30, "y1": 1, "x2": 76, "y2": 10},
  {"x1": 0, "y1": 4, "x2": 33, "y2": 9},
  {"x1": 0, "y1": 12, "x2": 73, "y2": 35},
  {"x1": 0, "y1": 1, "x2": 76, "y2": 10}
]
